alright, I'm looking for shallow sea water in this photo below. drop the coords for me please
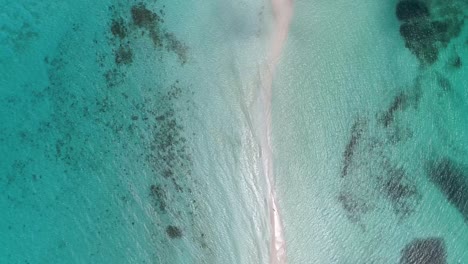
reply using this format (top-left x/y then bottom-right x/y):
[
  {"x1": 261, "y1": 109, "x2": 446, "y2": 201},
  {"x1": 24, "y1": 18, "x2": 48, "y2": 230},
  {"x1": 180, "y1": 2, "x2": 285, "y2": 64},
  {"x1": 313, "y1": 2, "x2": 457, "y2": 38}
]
[
  {"x1": 273, "y1": 0, "x2": 467, "y2": 263},
  {"x1": 1, "y1": 0, "x2": 467, "y2": 263},
  {"x1": 1, "y1": 0, "x2": 273, "y2": 263}
]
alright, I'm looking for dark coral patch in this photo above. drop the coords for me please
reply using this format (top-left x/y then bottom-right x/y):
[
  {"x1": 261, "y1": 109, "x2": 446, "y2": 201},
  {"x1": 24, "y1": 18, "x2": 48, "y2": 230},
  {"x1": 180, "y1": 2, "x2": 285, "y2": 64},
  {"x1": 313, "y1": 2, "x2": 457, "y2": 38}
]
[
  {"x1": 110, "y1": 18, "x2": 128, "y2": 39},
  {"x1": 380, "y1": 92, "x2": 409, "y2": 127},
  {"x1": 341, "y1": 118, "x2": 367, "y2": 177},
  {"x1": 396, "y1": 1, "x2": 429, "y2": 21},
  {"x1": 131, "y1": 3, "x2": 160, "y2": 29},
  {"x1": 115, "y1": 45, "x2": 133, "y2": 65},
  {"x1": 384, "y1": 175, "x2": 416, "y2": 202},
  {"x1": 166, "y1": 225, "x2": 183, "y2": 239},
  {"x1": 450, "y1": 55, "x2": 462, "y2": 69},
  {"x1": 149, "y1": 29, "x2": 162, "y2": 47},
  {"x1": 426, "y1": 158, "x2": 468, "y2": 221},
  {"x1": 150, "y1": 184, "x2": 167, "y2": 212},
  {"x1": 103, "y1": 68, "x2": 125, "y2": 88},
  {"x1": 395, "y1": 0, "x2": 464, "y2": 65},
  {"x1": 453, "y1": 56, "x2": 462, "y2": 68},
  {"x1": 400, "y1": 21, "x2": 438, "y2": 64},
  {"x1": 381, "y1": 164, "x2": 420, "y2": 217},
  {"x1": 399, "y1": 21, "x2": 434, "y2": 43},
  {"x1": 436, "y1": 74, "x2": 451, "y2": 91},
  {"x1": 430, "y1": 20, "x2": 463, "y2": 48},
  {"x1": 164, "y1": 32, "x2": 188, "y2": 64},
  {"x1": 126, "y1": 3, "x2": 188, "y2": 64},
  {"x1": 400, "y1": 237, "x2": 446, "y2": 264},
  {"x1": 338, "y1": 192, "x2": 372, "y2": 223}
]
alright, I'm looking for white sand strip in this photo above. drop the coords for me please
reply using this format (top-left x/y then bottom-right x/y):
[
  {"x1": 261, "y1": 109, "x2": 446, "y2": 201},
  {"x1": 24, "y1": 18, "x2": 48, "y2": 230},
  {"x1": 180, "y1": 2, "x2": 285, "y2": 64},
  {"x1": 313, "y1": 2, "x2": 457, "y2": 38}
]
[{"x1": 260, "y1": 0, "x2": 293, "y2": 263}]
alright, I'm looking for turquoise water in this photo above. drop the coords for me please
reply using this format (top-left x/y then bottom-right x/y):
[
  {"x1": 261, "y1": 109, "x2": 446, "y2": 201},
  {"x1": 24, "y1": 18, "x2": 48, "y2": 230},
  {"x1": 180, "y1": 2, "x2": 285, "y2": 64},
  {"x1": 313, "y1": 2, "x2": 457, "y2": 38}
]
[
  {"x1": 1, "y1": 0, "x2": 467, "y2": 263},
  {"x1": 1, "y1": 0, "x2": 271, "y2": 263},
  {"x1": 273, "y1": 0, "x2": 468, "y2": 263}
]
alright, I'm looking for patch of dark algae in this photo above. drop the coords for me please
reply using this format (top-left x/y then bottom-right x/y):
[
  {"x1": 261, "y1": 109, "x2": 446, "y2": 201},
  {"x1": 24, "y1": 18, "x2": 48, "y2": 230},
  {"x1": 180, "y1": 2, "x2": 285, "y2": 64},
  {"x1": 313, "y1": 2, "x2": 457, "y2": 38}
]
[
  {"x1": 129, "y1": 3, "x2": 187, "y2": 63},
  {"x1": 43, "y1": 8, "x2": 205, "y2": 256},
  {"x1": 338, "y1": 110, "x2": 423, "y2": 226},
  {"x1": 166, "y1": 225, "x2": 183, "y2": 239},
  {"x1": 453, "y1": 56, "x2": 462, "y2": 68},
  {"x1": 341, "y1": 118, "x2": 367, "y2": 177},
  {"x1": 400, "y1": 237, "x2": 446, "y2": 264},
  {"x1": 426, "y1": 158, "x2": 468, "y2": 221},
  {"x1": 395, "y1": 0, "x2": 464, "y2": 65},
  {"x1": 93, "y1": 2, "x2": 206, "y2": 252},
  {"x1": 131, "y1": 3, "x2": 161, "y2": 29},
  {"x1": 148, "y1": 111, "x2": 190, "y2": 195},
  {"x1": 337, "y1": 191, "x2": 372, "y2": 224},
  {"x1": 138, "y1": 82, "x2": 208, "y2": 248},
  {"x1": 381, "y1": 162, "x2": 421, "y2": 217},
  {"x1": 396, "y1": 1, "x2": 429, "y2": 21},
  {"x1": 114, "y1": 45, "x2": 133, "y2": 65},
  {"x1": 164, "y1": 32, "x2": 188, "y2": 65},
  {"x1": 379, "y1": 92, "x2": 409, "y2": 128},
  {"x1": 110, "y1": 18, "x2": 127, "y2": 39},
  {"x1": 399, "y1": 20, "x2": 439, "y2": 64},
  {"x1": 450, "y1": 54, "x2": 462, "y2": 69},
  {"x1": 103, "y1": 2, "x2": 189, "y2": 88},
  {"x1": 150, "y1": 184, "x2": 167, "y2": 212}
]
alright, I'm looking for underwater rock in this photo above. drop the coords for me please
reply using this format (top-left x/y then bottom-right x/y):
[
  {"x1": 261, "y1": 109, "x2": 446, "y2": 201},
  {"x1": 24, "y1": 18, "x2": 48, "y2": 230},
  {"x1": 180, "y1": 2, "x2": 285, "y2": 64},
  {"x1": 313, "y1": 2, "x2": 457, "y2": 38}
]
[
  {"x1": 384, "y1": 175, "x2": 415, "y2": 201},
  {"x1": 150, "y1": 184, "x2": 167, "y2": 212},
  {"x1": 426, "y1": 158, "x2": 468, "y2": 221},
  {"x1": 400, "y1": 21, "x2": 434, "y2": 43},
  {"x1": 338, "y1": 192, "x2": 372, "y2": 223},
  {"x1": 399, "y1": 21, "x2": 439, "y2": 64},
  {"x1": 381, "y1": 164, "x2": 420, "y2": 217},
  {"x1": 115, "y1": 45, "x2": 133, "y2": 65},
  {"x1": 380, "y1": 92, "x2": 408, "y2": 127},
  {"x1": 452, "y1": 55, "x2": 462, "y2": 69},
  {"x1": 341, "y1": 119, "x2": 367, "y2": 177},
  {"x1": 400, "y1": 237, "x2": 446, "y2": 264},
  {"x1": 436, "y1": 74, "x2": 451, "y2": 91},
  {"x1": 149, "y1": 29, "x2": 162, "y2": 47},
  {"x1": 110, "y1": 18, "x2": 127, "y2": 39},
  {"x1": 131, "y1": 3, "x2": 160, "y2": 29},
  {"x1": 445, "y1": 53, "x2": 462, "y2": 70},
  {"x1": 396, "y1": 0, "x2": 464, "y2": 65},
  {"x1": 164, "y1": 32, "x2": 188, "y2": 64},
  {"x1": 103, "y1": 68, "x2": 125, "y2": 88},
  {"x1": 166, "y1": 225, "x2": 182, "y2": 239},
  {"x1": 396, "y1": 1, "x2": 429, "y2": 21}
]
